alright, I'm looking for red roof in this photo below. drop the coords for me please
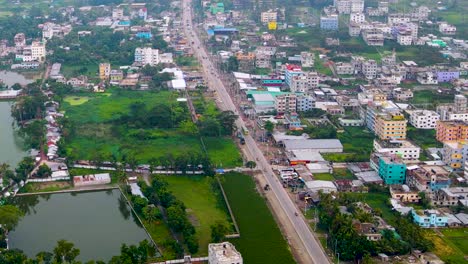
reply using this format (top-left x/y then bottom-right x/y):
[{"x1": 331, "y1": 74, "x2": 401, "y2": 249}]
[{"x1": 286, "y1": 64, "x2": 302, "y2": 71}]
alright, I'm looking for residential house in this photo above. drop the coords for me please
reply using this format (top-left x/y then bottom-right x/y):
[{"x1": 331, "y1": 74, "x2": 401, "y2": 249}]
[
  {"x1": 374, "y1": 113, "x2": 407, "y2": 140},
  {"x1": 411, "y1": 209, "x2": 448, "y2": 228},
  {"x1": 432, "y1": 187, "x2": 468, "y2": 206},
  {"x1": 436, "y1": 121, "x2": 468, "y2": 142},
  {"x1": 99, "y1": 63, "x2": 111, "y2": 80},
  {"x1": 406, "y1": 165, "x2": 451, "y2": 192},
  {"x1": 390, "y1": 185, "x2": 421, "y2": 203},
  {"x1": 378, "y1": 154, "x2": 406, "y2": 184},
  {"x1": 373, "y1": 139, "x2": 420, "y2": 160},
  {"x1": 408, "y1": 110, "x2": 440, "y2": 129},
  {"x1": 320, "y1": 14, "x2": 339, "y2": 30}
]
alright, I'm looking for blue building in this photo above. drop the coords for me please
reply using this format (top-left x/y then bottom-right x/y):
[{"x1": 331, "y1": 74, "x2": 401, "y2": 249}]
[
  {"x1": 378, "y1": 155, "x2": 406, "y2": 184},
  {"x1": 411, "y1": 209, "x2": 448, "y2": 228},
  {"x1": 284, "y1": 64, "x2": 303, "y2": 87},
  {"x1": 136, "y1": 31, "x2": 152, "y2": 39},
  {"x1": 320, "y1": 15, "x2": 339, "y2": 30}
]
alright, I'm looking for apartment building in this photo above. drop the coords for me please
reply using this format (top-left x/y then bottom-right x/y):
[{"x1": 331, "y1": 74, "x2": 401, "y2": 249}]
[
  {"x1": 375, "y1": 113, "x2": 407, "y2": 140},
  {"x1": 296, "y1": 95, "x2": 316, "y2": 112},
  {"x1": 409, "y1": 110, "x2": 440, "y2": 129},
  {"x1": 320, "y1": 15, "x2": 339, "y2": 30},
  {"x1": 275, "y1": 93, "x2": 297, "y2": 114},
  {"x1": 378, "y1": 154, "x2": 406, "y2": 184},
  {"x1": 134, "y1": 47, "x2": 160, "y2": 66},
  {"x1": 390, "y1": 185, "x2": 421, "y2": 203},
  {"x1": 406, "y1": 165, "x2": 451, "y2": 192},
  {"x1": 289, "y1": 71, "x2": 319, "y2": 93},
  {"x1": 99, "y1": 63, "x2": 111, "y2": 80},
  {"x1": 436, "y1": 121, "x2": 468, "y2": 142},
  {"x1": 284, "y1": 64, "x2": 303, "y2": 86},
  {"x1": 388, "y1": 13, "x2": 411, "y2": 25},
  {"x1": 334, "y1": 62, "x2": 354, "y2": 75},
  {"x1": 362, "y1": 28, "x2": 384, "y2": 46},
  {"x1": 362, "y1": 59, "x2": 378, "y2": 79},
  {"x1": 260, "y1": 10, "x2": 277, "y2": 23},
  {"x1": 442, "y1": 141, "x2": 468, "y2": 170},
  {"x1": 350, "y1": 12, "x2": 365, "y2": 24},
  {"x1": 374, "y1": 139, "x2": 421, "y2": 160}
]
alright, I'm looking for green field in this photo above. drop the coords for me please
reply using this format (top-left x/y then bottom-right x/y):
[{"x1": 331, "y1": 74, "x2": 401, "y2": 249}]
[
  {"x1": 204, "y1": 137, "x2": 243, "y2": 168},
  {"x1": 425, "y1": 228, "x2": 468, "y2": 264},
  {"x1": 313, "y1": 173, "x2": 335, "y2": 181},
  {"x1": 222, "y1": 172, "x2": 296, "y2": 264},
  {"x1": 63, "y1": 96, "x2": 91, "y2": 106},
  {"x1": 407, "y1": 126, "x2": 442, "y2": 150},
  {"x1": 62, "y1": 90, "x2": 241, "y2": 167},
  {"x1": 164, "y1": 175, "x2": 233, "y2": 255},
  {"x1": 412, "y1": 90, "x2": 454, "y2": 108},
  {"x1": 323, "y1": 127, "x2": 374, "y2": 162}
]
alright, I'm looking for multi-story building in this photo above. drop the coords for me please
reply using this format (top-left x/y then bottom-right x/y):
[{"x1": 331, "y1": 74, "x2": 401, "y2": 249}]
[
  {"x1": 375, "y1": 113, "x2": 407, "y2": 140},
  {"x1": 442, "y1": 141, "x2": 468, "y2": 170},
  {"x1": 350, "y1": 12, "x2": 365, "y2": 24},
  {"x1": 390, "y1": 185, "x2": 421, "y2": 203},
  {"x1": 110, "y1": 69, "x2": 124, "y2": 82},
  {"x1": 349, "y1": 22, "x2": 361, "y2": 36},
  {"x1": 364, "y1": 100, "x2": 398, "y2": 132},
  {"x1": 391, "y1": 88, "x2": 413, "y2": 101},
  {"x1": 236, "y1": 52, "x2": 255, "y2": 72},
  {"x1": 284, "y1": 64, "x2": 303, "y2": 87},
  {"x1": 437, "y1": 95, "x2": 467, "y2": 121},
  {"x1": 406, "y1": 165, "x2": 451, "y2": 192},
  {"x1": 350, "y1": 0, "x2": 365, "y2": 13},
  {"x1": 275, "y1": 93, "x2": 297, "y2": 114},
  {"x1": 30, "y1": 41, "x2": 46, "y2": 62},
  {"x1": 260, "y1": 10, "x2": 277, "y2": 23},
  {"x1": 112, "y1": 8, "x2": 124, "y2": 20},
  {"x1": 417, "y1": 72, "x2": 438, "y2": 85},
  {"x1": 432, "y1": 187, "x2": 468, "y2": 206},
  {"x1": 409, "y1": 110, "x2": 440, "y2": 129},
  {"x1": 208, "y1": 242, "x2": 243, "y2": 264},
  {"x1": 300, "y1": 52, "x2": 314, "y2": 67},
  {"x1": 334, "y1": 62, "x2": 354, "y2": 75},
  {"x1": 335, "y1": 0, "x2": 351, "y2": 14},
  {"x1": 289, "y1": 71, "x2": 319, "y2": 92},
  {"x1": 397, "y1": 31, "x2": 413, "y2": 45},
  {"x1": 436, "y1": 121, "x2": 468, "y2": 142},
  {"x1": 362, "y1": 28, "x2": 384, "y2": 46},
  {"x1": 411, "y1": 209, "x2": 448, "y2": 228},
  {"x1": 388, "y1": 13, "x2": 411, "y2": 25},
  {"x1": 296, "y1": 95, "x2": 316, "y2": 112},
  {"x1": 378, "y1": 154, "x2": 407, "y2": 184},
  {"x1": 99, "y1": 63, "x2": 111, "y2": 80},
  {"x1": 373, "y1": 139, "x2": 420, "y2": 160},
  {"x1": 436, "y1": 69, "x2": 460, "y2": 83},
  {"x1": 320, "y1": 14, "x2": 339, "y2": 30},
  {"x1": 362, "y1": 60, "x2": 378, "y2": 79},
  {"x1": 439, "y1": 22, "x2": 457, "y2": 35},
  {"x1": 14, "y1": 33, "x2": 26, "y2": 47},
  {"x1": 134, "y1": 47, "x2": 160, "y2": 66}
]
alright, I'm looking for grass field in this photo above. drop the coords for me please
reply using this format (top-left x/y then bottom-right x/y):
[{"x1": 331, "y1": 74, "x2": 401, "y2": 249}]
[
  {"x1": 425, "y1": 228, "x2": 468, "y2": 264},
  {"x1": 412, "y1": 90, "x2": 454, "y2": 108},
  {"x1": 63, "y1": 96, "x2": 91, "y2": 106},
  {"x1": 407, "y1": 126, "x2": 442, "y2": 149},
  {"x1": 61, "y1": 64, "x2": 99, "y2": 79},
  {"x1": 313, "y1": 173, "x2": 335, "y2": 181},
  {"x1": 360, "y1": 193, "x2": 396, "y2": 224},
  {"x1": 323, "y1": 127, "x2": 374, "y2": 162},
  {"x1": 221, "y1": 172, "x2": 296, "y2": 264},
  {"x1": 204, "y1": 137, "x2": 243, "y2": 168},
  {"x1": 62, "y1": 90, "x2": 241, "y2": 167},
  {"x1": 164, "y1": 175, "x2": 233, "y2": 255},
  {"x1": 333, "y1": 168, "x2": 355, "y2": 180}
]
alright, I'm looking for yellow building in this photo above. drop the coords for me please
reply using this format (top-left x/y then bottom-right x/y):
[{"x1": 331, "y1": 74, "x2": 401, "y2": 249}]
[
  {"x1": 268, "y1": 21, "x2": 277, "y2": 30},
  {"x1": 375, "y1": 113, "x2": 407, "y2": 140},
  {"x1": 99, "y1": 63, "x2": 111, "y2": 80}
]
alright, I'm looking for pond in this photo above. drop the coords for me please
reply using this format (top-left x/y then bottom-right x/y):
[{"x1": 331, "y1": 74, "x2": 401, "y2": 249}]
[
  {"x1": 0, "y1": 101, "x2": 27, "y2": 168},
  {"x1": 9, "y1": 189, "x2": 154, "y2": 262},
  {"x1": 0, "y1": 70, "x2": 39, "y2": 86}
]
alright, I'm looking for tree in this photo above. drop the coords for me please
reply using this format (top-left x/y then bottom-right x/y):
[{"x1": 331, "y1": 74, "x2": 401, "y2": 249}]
[
  {"x1": 226, "y1": 56, "x2": 239, "y2": 72},
  {"x1": 245, "y1": 161, "x2": 257, "y2": 169},
  {"x1": 179, "y1": 120, "x2": 199, "y2": 135},
  {"x1": 198, "y1": 117, "x2": 221, "y2": 136},
  {"x1": 11, "y1": 83, "x2": 22, "y2": 90},
  {"x1": 53, "y1": 239, "x2": 80, "y2": 263},
  {"x1": 217, "y1": 111, "x2": 238, "y2": 135},
  {"x1": 36, "y1": 251, "x2": 54, "y2": 264},
  {"x1": 0, "y1": 205, "x2": 24, "y2": 231},
  {"x1": 36, "y1": 164, "x2": 52, "y2": 178},
  {"x1": 143, "y1": 206, "x2": 162, "y2": 222},
  {"x1": 264, "y1": 121, "x2": 274, "y2": 133},
  {"x1": 15, "y1": 157, "x2": 35, "y2": 183},
  {"x1": 210, "y1": 221, "x2": 229, "y2": 243},
  {"x1": 0, "y1": 249, "x2": 28, "y2": 264},
  {"x1": 132, "y1": 196, "x2": 149, "y2": 215}
]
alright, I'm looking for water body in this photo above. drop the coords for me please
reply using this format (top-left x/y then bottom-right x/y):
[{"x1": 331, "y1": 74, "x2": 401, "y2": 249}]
[
  {"x1": 0, "y1": 101, "x2": 27, "y2": 167},
  {"x1": 0, "y1": 71, "x2": 39, "y2": 86},
  {"x1": 9, "y1": 190, "x2": 152, "y2": 262}
]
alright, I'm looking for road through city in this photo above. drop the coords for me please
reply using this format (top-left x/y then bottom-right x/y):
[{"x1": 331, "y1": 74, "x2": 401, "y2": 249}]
[{"x1": 181, "y1": 1, "x2": 330, "y2": 263}]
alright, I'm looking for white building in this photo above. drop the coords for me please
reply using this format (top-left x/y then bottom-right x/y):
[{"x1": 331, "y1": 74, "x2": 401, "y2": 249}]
[
  {"x1": 374, "y1": 139, "x2": 420, "y2": 160},
  {"x1": 362, "y1": 60, "x2": 378, "y2": 79},
  {"x1": 397, "y1": 32, "x2": 413, "y2": 46},
  {"x1": 208, "y1": 242, "x2": 243, "y2": 264},
  {"x1": 439, "y1": 22, "x2": 457, "y2": 35},
  {"x1": 334, "y1": 62, "x2": 354, "y2": 75},
  {"x1": 260, "y1": 10, "x2": 277, "y2": 23},
  {"x1": 417, "y1": 72, "x2": 438, "y2": 85},
  {"x1": 134, "y1": 47, "x2": 160, "y2": 66},
  {"x1": 300, "y1": 52, "x2": 314, "y2": 67},
  {"x1": 350, "y1": 12, "x2": 365, "y2": 24},
  {"x1": 32, "y1": 41, "x2": 46, "y2": 62},
  {"x1": 351, "y1": 0, "x2": 365, "y2": 13},
  {"x1": 409, "y1": 110, "x2": 440, "y2": 129},
  {"x1": 290, "y1": 71, "x2": 319, "y2": 92},
  {"x1": 388, "y1": 13, "x2": 411, "y2": 25},
  {"x1": 297, "y1": 95, "x2": 316, "y2": 112}
]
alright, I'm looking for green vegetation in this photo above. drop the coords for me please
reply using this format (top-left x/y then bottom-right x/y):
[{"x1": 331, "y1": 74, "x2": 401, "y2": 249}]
[
  {"x1": 221, "y1": 172, "x2": 295, "y2": 264},
  {"x1": 18, "y1": 181, "x2": 71, "y2": 194},
  {"x1": 204, "y1": 137, "x2": 242, "y2": 168},
  {"x1": 333, "y1": 168, "x2": 355, "y2": 180},
  {"x1": 164, "y1": 175, "x2": 233, "y2": 255},
  {"x1": 412, "y1": 90, "x2": 454, "y2": 109},
  {"x1": 323, "y1": 127, "x2": 374, "y2": 162},
  {"x1": 407, "y1": 126, "x2": 442, "y2": 149},
  {"x1": 63, "y1": 96, "x2": 91, "y2": 106},
  {"x1": 61, "y1": 64, "x2": 98, "y2": 79},
  {"x1": 425, "y1": 228, "x2": 468, "y2": 264},
  {"x1": 313, "y1": 173, "x2": 334, "y2": 181}
]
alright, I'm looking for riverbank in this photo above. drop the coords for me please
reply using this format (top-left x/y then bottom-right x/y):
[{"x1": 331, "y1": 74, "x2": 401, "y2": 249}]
[{"x1": 15, "y1": 184, "x2": 118, "y2": 196}]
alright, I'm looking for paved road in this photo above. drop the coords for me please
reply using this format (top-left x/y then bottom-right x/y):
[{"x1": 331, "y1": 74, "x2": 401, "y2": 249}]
[{"x1": 181, "y1": 2, "x2": 330, "y2": 264}]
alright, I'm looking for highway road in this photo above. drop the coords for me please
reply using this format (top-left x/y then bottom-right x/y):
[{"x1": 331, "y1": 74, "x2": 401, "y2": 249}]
[{"x1": 181, "y1": 1, "x2": 330, "y2": 264}]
